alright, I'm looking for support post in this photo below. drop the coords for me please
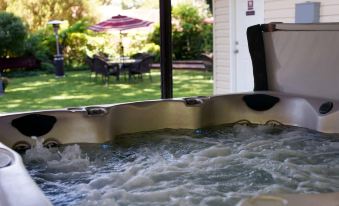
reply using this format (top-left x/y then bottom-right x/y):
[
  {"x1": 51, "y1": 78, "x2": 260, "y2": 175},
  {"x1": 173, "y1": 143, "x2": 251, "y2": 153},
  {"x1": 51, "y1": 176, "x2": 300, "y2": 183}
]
[{"x1": 160, "y1": 0, "x2": 173, "y2": 99}]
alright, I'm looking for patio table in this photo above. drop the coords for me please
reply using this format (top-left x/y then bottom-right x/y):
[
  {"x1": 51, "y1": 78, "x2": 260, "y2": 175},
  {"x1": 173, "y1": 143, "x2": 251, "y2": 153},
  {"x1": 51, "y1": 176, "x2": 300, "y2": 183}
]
[{"x1": 107, "y1": 59, "x2": 141, "y2": 80}]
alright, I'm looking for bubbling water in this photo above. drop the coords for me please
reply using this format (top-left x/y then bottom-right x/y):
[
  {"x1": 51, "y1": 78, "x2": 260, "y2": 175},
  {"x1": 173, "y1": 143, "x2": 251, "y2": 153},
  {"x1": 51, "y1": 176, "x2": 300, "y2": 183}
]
[{"x1": 23, "y1": 124, "x2": 339, "y2": 206}]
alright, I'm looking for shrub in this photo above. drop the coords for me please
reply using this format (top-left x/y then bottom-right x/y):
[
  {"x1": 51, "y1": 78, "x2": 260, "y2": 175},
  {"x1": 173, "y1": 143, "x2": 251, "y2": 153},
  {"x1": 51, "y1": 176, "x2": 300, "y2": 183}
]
[
  {"x1": 63, "y1": 32, "x2": 88, "y2": 68},
  {"x1": 201, "y1": 24, "x2": 213, "y2": 53},
  {"x1": 172, "y1": 4, "x2": 211, "y2": 60},
  {"x1": 121, "y1": 32, "x2": 159, "y2": 60},
  {"x1": 142, "y1": 43, "x2": 160, "y2": 62},
  {"x1": 148, "y1": 3, "x2": 212, "y2": 60},
  {"x1": 61, "y1": 20, "x2": 120, "y2": 70},
  {"x1": 24, "y1": 30, "x2": 54, "y2": 71},
  {"x1": 0, "y1": 11, "x2": 27, "y2": 57},
  {"x1": 23, "y1": 20, "x2": 95, "y2": 72}
]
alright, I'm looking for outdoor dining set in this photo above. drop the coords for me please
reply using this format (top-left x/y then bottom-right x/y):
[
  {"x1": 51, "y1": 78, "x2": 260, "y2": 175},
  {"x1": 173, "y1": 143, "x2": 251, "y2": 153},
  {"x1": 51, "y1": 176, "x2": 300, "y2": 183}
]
[
  {"x1": 85, "y1": 53, "x2": 154, "y2": 85},
  {"x1": 85, "y1": 15, "x2": 155, "y2": 85}
]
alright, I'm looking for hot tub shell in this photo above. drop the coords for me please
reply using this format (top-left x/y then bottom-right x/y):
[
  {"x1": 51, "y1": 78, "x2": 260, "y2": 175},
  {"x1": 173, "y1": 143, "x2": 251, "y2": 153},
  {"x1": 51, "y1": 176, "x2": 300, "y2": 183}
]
[{"x1": 2, "y1": 22, "x2": 339, "y2": 206}]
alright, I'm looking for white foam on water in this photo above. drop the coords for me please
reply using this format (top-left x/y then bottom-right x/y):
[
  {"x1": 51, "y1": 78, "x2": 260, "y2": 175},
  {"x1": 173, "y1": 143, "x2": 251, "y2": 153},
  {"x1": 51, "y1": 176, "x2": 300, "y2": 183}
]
[
  {"x1": 47, "y1": 144, "x2": 90, "y2": 173},
  {"x1": 24, "y1": 138, "x2": 90, "y2": 174},
  {"x1": 24, "y1": 136, "x2": 59, "y2": 163},
  {"x1": 23, "y1": 125, "x2": 339, "y2": 206}
]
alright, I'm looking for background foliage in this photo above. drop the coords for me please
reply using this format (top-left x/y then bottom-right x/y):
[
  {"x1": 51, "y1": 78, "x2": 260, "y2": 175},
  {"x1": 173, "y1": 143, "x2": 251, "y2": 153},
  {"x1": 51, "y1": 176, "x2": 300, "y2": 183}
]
[
  {"x1": 0, "y1": 0, "x2": 98, "y2": 31},
  {"x1": 0, "y1": 12, "x2": 27, "y2": 57},
  {"x1": 1, "y1": 0, "x2": 212, "y2": 71},
  {"x1": 149, "y1": 3, "x2": 212, "y2": 60}
]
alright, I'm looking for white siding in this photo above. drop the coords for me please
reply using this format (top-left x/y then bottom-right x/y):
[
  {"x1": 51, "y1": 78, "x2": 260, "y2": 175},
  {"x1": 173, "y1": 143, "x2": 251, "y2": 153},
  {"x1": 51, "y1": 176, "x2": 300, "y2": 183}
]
[
  {"x1": 213, "y1": 0, "x2": 339, "y2": 95},
  {"x1": 213, "y1": 0, "x2": 231, "y2": 95},
  {"x1": 265, "y1": 0, "x2": 339, "y2": 23}
]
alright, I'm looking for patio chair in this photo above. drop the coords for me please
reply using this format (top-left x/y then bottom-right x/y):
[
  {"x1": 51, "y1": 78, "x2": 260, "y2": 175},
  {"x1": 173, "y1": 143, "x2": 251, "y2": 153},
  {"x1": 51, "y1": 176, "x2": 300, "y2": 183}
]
[
  {"x1": 93, "y1": 56, "x2": 120, "y2": 85},
  {"x1": 130, "y1": 52, "x2": 148, "y2": 60},
  {"x1": 85, "y1": 56, "x2": 95, "y2": 79},
  {"x1": 127, "y1": 55, "x2": 154, "y2": 80}
]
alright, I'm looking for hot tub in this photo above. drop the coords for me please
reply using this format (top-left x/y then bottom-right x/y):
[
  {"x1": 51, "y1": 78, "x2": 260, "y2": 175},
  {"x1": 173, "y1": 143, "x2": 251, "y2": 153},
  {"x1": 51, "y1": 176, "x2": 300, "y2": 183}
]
[{"x1": 2, "y1": 23, "x2": 339, "y2": 206}]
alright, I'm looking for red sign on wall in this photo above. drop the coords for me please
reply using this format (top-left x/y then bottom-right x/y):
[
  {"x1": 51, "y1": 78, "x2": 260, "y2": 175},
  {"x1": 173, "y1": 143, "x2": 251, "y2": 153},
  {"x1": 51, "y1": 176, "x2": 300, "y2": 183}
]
[
  {"x1": 246, "y1": 0, "x2": 255, "y2": 16},
  {"x1": 248, "y1": 0, "x2": 254, "y2": 10}
]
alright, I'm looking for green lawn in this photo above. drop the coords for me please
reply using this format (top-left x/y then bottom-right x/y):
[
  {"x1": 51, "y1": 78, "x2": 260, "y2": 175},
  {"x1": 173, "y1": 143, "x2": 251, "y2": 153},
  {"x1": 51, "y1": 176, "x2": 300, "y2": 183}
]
[{"x1": 0, "y1": 70, "x2": 213, "y2": 113}]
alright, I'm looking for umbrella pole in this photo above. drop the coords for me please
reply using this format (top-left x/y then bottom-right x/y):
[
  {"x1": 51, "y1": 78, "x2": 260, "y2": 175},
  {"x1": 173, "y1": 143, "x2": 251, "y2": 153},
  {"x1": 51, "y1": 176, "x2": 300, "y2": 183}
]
[
  {"x1": 119, "y1": 31, "x2": 126, "y2": 79},
  {"x1": 119, "y1": 31, "x2": 124, "y2": 63}
]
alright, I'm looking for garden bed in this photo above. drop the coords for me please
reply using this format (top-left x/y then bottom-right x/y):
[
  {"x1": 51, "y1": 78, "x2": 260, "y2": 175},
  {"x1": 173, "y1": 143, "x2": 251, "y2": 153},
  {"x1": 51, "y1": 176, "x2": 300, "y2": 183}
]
[{"x1": 0, "y1": 56, "x2": 40, "y2": 73}]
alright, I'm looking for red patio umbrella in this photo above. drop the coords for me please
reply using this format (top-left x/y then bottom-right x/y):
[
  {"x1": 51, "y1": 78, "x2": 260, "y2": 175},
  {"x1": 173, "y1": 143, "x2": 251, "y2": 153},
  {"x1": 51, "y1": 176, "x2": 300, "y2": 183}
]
[{"x1": 88, "y1": 15, "x2": 153, "y2": 58}]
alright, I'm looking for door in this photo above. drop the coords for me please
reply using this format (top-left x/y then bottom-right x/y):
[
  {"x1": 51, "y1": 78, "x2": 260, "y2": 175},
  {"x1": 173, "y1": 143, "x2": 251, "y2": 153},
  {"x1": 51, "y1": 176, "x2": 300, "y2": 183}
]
[{"x1": 233, "y1": 0, "x2": 264, "y2": 92}]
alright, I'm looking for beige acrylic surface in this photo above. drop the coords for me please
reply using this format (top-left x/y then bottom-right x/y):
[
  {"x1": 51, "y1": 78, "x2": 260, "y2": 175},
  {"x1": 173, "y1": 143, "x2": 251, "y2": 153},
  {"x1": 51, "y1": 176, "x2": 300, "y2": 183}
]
[{"x1": 1, "y1": 91, "x2": 339, "y2": 206}]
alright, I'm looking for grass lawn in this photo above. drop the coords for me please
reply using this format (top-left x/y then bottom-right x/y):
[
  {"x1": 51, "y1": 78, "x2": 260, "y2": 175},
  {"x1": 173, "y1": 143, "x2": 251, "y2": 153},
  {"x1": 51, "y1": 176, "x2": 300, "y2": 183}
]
[{"x1": 0, "y1": 70, "x2": 213, "y2": 113}]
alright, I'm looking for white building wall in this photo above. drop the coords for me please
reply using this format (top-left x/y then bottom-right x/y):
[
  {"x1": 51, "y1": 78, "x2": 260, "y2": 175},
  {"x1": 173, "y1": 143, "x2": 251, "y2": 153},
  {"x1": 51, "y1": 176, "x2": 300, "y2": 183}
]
[
  {"x1": 265, "y1": 0, "x2": 339, "y2": 23},
  {"x1": 213, "y1": 0, "x2": 339, "y2": 94},
  {"x1": 213, "y1": 0, "x2": 231, "y2": 95}
]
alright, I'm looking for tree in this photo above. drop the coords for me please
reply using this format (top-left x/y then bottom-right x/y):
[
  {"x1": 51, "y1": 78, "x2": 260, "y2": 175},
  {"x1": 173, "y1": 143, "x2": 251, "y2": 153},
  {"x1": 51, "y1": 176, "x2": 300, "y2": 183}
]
[
  {"x1": 172, "y1": 4, "x2": 205, "y2": 59},
  {"x1": 0, "y1": 12, "x2": 27, "y2": 57},
  {"x1": 0, "y1": 0, "x2": 7, "y2": 10},
  {"x1": 1, "y1": 0, "x2": 98, "y2": 32},
  {"x1": 149, "y1": 3, "x2": 212, "y2": 60}
]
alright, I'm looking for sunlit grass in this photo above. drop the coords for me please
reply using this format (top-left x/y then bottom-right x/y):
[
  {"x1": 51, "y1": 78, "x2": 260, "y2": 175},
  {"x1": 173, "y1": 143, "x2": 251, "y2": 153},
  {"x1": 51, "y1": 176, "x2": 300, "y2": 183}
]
[{"x1": 0, "y1": 70, "x2": 213, "y2": 113}]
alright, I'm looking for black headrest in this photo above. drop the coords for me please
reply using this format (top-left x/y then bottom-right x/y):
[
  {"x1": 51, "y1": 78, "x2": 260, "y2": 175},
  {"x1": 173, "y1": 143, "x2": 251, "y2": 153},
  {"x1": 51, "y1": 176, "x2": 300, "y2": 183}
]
[{"x1": 11, "y1": 114, "x2": 57, "y2": 137}]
